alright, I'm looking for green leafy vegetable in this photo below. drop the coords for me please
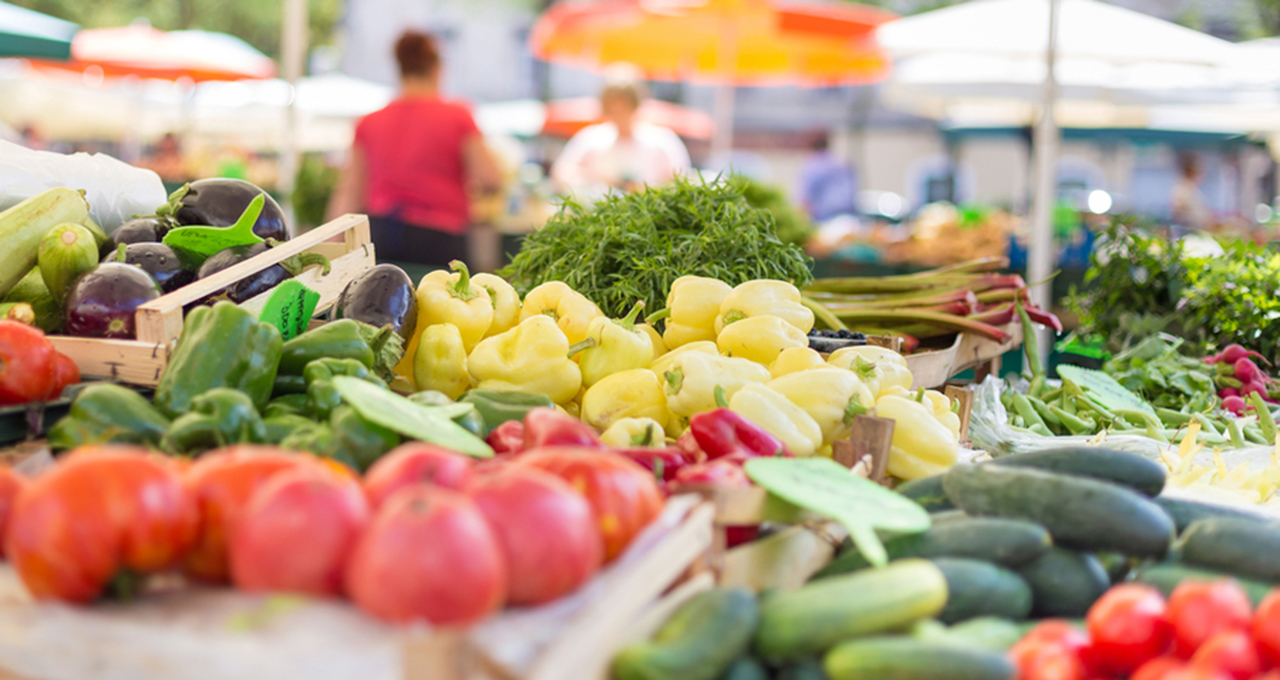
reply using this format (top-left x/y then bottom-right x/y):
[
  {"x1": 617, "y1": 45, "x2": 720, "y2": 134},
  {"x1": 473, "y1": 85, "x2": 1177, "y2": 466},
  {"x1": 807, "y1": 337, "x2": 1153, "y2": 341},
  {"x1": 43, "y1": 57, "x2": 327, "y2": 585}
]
[{"x1": 330, "y1": 376, "x2": 492, "y2": 458}]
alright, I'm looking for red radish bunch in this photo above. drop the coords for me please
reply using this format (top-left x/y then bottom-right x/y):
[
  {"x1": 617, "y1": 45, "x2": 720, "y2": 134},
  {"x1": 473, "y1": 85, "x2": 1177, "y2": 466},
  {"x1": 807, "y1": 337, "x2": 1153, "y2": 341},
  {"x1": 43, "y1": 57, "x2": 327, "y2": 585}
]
[{"x1": 1207, "y1": 345, "x2": 1277, "y2": 415}]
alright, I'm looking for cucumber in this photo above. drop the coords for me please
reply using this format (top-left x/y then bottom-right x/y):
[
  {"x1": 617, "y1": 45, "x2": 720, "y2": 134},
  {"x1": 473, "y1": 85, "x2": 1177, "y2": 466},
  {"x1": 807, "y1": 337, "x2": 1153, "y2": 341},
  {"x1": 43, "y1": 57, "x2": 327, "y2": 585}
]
[
  {"x1": 1177, "y1": 517, "x2": 1280, "y2": 583},
  {"x1": 2, "y1": 268, "x2": 62, "y2": 332},
  {"x1": 1095, "y1": 552, "x2": 1133, "y2": 584},
  {"x1": 1132, "y1": 563, "x2": 1274, "y2": 607},
  {"x1": 943, "y1": 463, "x2": 1174, "y2": 558},
  {"x1": 920, "y1": 617, "x2": 1025, "y2": 653},
  {"x1": 0, "y1": 188, "x2": 91, "y2": 298},
  {"x1": 1155, "y1": 496, "x2": 1267, "y2": 534},
  {"x1": 1018, "y1": 548, "x2": 1110, "y2": 617},
  {"x1": 896, "y1": 475, "x2": 955, "y2": 513},
  {"x1": 722, "y1": 657, "x2": 769, "y2": 680},
  {"x1": 824, "y1": 637, "x2": 1015, "y2": 680},
  {"x1": 932, "y1": 558, "x2": 1032, "y2": 624},
  {"x1": 993, "y1": 447, "x2": 1166, "y2": 497},
  {"x1": 755, "y1": 558, "x2": 948, "y2": 663},
  {"x1": 613, "y1": 588, "x2": 759, "y2": 680},
  {"x1": 816, "y1": 518, "x2": 1051, "y2": 578},
  {"x1": 777, "y1": 660, "x2": 827, "y2": 680},
  {"x1": 38, "y1": 222, "x2": 99, "y2": 303}
]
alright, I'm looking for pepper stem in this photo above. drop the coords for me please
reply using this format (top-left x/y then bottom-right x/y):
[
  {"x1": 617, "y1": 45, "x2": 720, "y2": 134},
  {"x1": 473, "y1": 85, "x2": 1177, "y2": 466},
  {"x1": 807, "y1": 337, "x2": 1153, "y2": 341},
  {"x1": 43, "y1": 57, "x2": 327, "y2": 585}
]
[
  {"x1": 115, "y1": 242, "x2": 127, "y2": 262},
  {"x1": 721, "y1": 309, "x2": 747, "y2": 326},
  {"x1": 566, "y1": 338, "x2": 596, "y2": 358},
  {"x1": 843, "y1": 394, "x2": 868, "y2": 426},
  {"x1": 280, "y1": 251, "x2": 332, "y2": 277},
  {"x1": 644, "y1": 307, "x2": 671, "y2": 325},
  {"x1": 447, "y1": 260, "x2": 480, "y2": 301},
  {"x1": 853, "y1": 356, "x2": 879, "y2": 382},
  {"x1": 616, "y1": 300, "x2": 646, "y2": 331},
  {"x1": 714, "y1": 385, "x2": 729, "y2": 408},
  {"x1": 664, "y1": 368, "x2": 684, "y2": 394},
  {"x1": 915, "y1": 387, "x2": 926, "y2": 403}
]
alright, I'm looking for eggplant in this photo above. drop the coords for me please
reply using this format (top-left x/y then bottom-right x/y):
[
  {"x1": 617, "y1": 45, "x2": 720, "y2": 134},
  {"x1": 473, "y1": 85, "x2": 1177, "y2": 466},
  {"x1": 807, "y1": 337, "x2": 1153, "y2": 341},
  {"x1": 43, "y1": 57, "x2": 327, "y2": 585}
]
[
  {"x1": 335, "y1": 264, "x2": 418, "y2": 340},
  {"x1": 195, "y1": 242, "x2": 330, "y2": 304},
  {"x1": 106, "y1": 218, "x2": 169, "y2": 257},
  {"x1": 159, "y1": 179, "x2": 289, "y2": 242},
  {"x1": 108, "y1": 243, "x2": 195, "y2": 293},
  {"x1": 63, "y1": 263, "x2": 162, "y2": 339}
]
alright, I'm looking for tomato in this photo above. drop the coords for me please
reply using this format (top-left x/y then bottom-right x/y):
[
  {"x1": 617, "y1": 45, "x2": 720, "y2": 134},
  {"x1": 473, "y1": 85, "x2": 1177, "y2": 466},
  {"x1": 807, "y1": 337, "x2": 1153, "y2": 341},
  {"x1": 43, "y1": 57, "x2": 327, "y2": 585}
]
[
  {"x1": 1190, "y1": 630, "x2": 1263, "y2": 680},
  {"x1": 1087, "y1": 584, "x2": 1173, "y2": 675},
  {"x1": 1022, "y1": 620, "x2": 1093, "y2": 656},
  {"x1": 513, "y1": 447, "x2": 665, "y2": 562},
  {"x1": 1168, "y1": 579, "x2": 1253, "y2": 658},
  {"x1": 346, "y1": 486, "x2": 506, "y2": 624},
  {"x1": 182, "y1": 446, "x2": 307, "y2": 583},
  {"x1": 1254, "y1": 671, "x2": 1280, "y2": 680},
  {"x1": 1252, "y1": 590, "x2": 1280, "y2": 667},
  {"x1": 362, "y1": 443, "x2": 474, "y2": 510},
  {"x1": 0, "y1": 320, "x2": 55, "y2": 405},
  {"x1": 230, "y1": 466, "x2": 369, "y2": 596},
  {"x1": 45, "y1": 351, "x2": 79, "y2": 400},
  {"x1": 0, "y1": 466, "x2": 26, "y2": 557},
  {"x1": 5, "y1": 447, "x2": 198, "y2": 602},
  {"x1": 1009, "y1": 638, "x2": 1088, "y2": 680},
  {"x1": 1132, "y1": 656, "x2": 1188, "y2": 680},
  {"x1": 1162, "y1": 667, "x2": 1234, "y2": 680},
  {"x1": 470, "y1": 467, "x2": 603, "y2": 605}
]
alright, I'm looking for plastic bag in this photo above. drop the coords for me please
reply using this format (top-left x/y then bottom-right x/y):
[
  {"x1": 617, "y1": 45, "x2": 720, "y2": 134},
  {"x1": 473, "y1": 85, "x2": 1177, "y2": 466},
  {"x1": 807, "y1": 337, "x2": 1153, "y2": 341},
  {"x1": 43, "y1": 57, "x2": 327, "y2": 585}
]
[{"x1": 0, "y1": 141, "x2": 167, "y2": 233}]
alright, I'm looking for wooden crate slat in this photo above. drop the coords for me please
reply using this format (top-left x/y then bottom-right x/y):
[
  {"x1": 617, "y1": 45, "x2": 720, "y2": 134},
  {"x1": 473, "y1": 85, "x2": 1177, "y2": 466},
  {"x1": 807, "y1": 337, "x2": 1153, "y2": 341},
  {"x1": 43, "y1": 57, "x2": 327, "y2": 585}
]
[
  {"x1": 237, "y1": 245, "x2": 376, "y2": 318},
  {"x1": 45, "y1": 337, "x2": 168, "y2": 385}
]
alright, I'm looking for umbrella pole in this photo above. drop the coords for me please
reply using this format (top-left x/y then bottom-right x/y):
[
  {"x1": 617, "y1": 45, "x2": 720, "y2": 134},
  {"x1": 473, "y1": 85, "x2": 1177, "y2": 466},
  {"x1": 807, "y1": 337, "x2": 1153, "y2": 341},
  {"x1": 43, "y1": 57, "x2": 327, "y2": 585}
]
[
  {"x1": 278, "y1": 0, "x2": 307, "y2": 233},
  {"x1": 1026, "y1": 0, "x2": 1060, "y2": 371}
]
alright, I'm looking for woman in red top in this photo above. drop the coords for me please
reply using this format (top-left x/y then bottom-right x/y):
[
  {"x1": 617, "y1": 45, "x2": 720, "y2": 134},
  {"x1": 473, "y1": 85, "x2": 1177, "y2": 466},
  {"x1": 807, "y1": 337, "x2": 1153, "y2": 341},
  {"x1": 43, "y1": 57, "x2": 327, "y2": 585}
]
[{"x1": 327, "y1": 31, "x2": 502, "y2": 267}]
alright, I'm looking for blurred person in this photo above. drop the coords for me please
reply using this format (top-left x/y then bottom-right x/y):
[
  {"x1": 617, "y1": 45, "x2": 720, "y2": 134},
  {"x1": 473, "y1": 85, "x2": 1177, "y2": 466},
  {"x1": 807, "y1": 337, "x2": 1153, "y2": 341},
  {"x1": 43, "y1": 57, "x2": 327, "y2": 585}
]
[
  {"x1": 797, "y1": 133, "x2": 858, "y2": 223},
  {"x1": 144, "y1": 133, "x2": 186, "y2": 181},
  {"x1": 326, "y1": 30, "x2": 502, "y2": 268},
  {"x1": 19, "y1": 125, "x2": 46, "y2": 151},
  {"x1": 551, "y1": 68, "x2": 690, "y2": 198},
  {"x1": 1171, "y1": 152, "x2": 1211, "y2": 234}
]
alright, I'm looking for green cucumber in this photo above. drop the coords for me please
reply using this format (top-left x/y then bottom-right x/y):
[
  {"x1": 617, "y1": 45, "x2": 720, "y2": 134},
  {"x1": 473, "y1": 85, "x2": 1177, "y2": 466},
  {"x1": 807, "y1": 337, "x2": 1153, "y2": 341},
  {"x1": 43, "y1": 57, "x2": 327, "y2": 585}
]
[
  {"x1": 993, "y1": 447, "x2": 1166, "y2": 497},
  {"x1": 38, "y1": 222, "x2": 99, "y2": 303},
  {"x1": 1155, "y1": 496, "x2": 1267, "y2": 534},
  {"x1": 1018, "y1": 548, "x2": 1110, "y2": 617},
  {"x1": 1132, "y1": 563, "x2": 1274, "y2": 606},
  {"x1": 824, "y1": 637, "x2": 1015, "y2": 680},
  {"x1": 722, "y1": 657, "x2": 769, "y2": 680},
  {"x1": 2, "y1": 268, "x2": 61, "y2": 332},
  {"x1": 1095, "y1": 552, "x2": 1133, "y2": 584},
  {"x1": 1177, "y1": 517, "x2": 1280, "y2": 583},
  {"x1": 912, "y1": 617, "x2": 1024, "y2": 653},
  {"x1": 777, "y1": 660, "x2": 827, "y2": 680},
  {"x1": 755, "y1": 558, "x2": 948, "y2": 663},
  {"x1": 931, "y1": 558, "x2": 1033, "y2": 624},
  {"x1": 613, "y1": 588, "x2": 759, "y2": 680},
  {"x1": 816, "y1": 517, "x2": 1051, "y2": 578},
  {"x1": 943, "y1": 464, "x2": 1174, "y2": 558},
  {"x1": 896, "y1": 475, "x2": 955, "y2": 513},
  {"x1": 0, "y1": 187, "x2": 91, "y2": 298}
]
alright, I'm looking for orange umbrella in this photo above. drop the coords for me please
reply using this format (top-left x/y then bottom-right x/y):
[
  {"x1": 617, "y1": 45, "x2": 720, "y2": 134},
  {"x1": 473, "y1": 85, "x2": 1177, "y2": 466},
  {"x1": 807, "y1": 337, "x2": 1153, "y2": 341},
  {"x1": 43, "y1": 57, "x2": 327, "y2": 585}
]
[
  {"x1": 32, "y1": 25, "x2": 276, "y2": 82},
  {"x1": 542, "y1": 96, "x2": 715, "y2": 139}
]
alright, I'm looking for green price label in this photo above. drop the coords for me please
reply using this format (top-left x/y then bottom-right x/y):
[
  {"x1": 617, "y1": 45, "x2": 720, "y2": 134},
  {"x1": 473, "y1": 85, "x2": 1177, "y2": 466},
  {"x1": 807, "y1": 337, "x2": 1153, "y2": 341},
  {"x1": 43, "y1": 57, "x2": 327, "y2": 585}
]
[
  {"x1": 1057, "y1": 365, "x2": 1155, "y2": 416},
  {"x1": 257, "y1": 279, "x2": 319, "y2": 341},
  {"x1": 162, "y1": 194, "x2": 265, "y2": 261}
]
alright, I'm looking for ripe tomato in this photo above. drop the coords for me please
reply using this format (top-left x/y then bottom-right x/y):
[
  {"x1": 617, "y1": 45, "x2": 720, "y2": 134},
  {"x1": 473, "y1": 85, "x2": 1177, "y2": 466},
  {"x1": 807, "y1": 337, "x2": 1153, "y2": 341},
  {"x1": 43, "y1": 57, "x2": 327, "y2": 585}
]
[
  {"x1": 5, "y1": 447, "x2": 198, "y2": 602},
  {"x1": 1009, "y1": 638, "x2": 1087, "y2": 680},
  {"x1": 45, "y1": 351, "x2": 79, "y2": 400},
  {"x1": 362, "y1": 443, "x2": 474, "y2": 510},
  {"x1": 1131, "y1": 656, "x2": 1187, "y2": 680},
  {"x1": 230, "y1": 466, "x2": 369, "y2": 596},
  {"x1": 1162, "y1": 667, "x2": 1233, "y2": 680},
  {"x1": 1252, "y1": 590, "x2": 1280, "y2": 667},
  {"x1": 0, "y1": 320, "x2": 55, "y2": 405},
  {"x1": 346, "y1": 486, "x2": 506, "y2": 625},
  {"x1": 1190, "y1": 630, "x2": 1263, "y2": 680},
  {"x1": 1168, "y1": 579, "x2": 1253, "y2": 658},
  {"x1": 470, "y1": 467, "x2": 603, "y2": 605},
  {"x1": 182, "y1": 446, "x2": 306, "y2": 583},
  {"x1": 513, "y1": 447, "x2": 665, "y2": 562},
  {"x1": 0, "y1": 467, "x2": 26, "y2": 557},
  {"x1": 1087, "y1": 584, "x2": 1173, "y2": 675}
]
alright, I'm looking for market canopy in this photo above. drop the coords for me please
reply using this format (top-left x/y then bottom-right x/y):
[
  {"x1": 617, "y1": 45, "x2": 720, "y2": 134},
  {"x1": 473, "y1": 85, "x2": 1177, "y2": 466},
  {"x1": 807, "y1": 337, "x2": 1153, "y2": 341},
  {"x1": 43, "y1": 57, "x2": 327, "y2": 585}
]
[
  {"x1": 0, "y1": 1, "x2": 78, "y2": 60},
  {"x1": 32, "y1": 24, "x2": 276, "y2": 82}
]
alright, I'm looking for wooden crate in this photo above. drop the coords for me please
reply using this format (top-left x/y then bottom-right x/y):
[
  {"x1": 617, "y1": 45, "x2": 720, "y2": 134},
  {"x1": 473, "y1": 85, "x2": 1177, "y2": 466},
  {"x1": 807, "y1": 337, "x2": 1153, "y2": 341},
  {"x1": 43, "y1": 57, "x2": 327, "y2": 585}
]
[
  {"x1": 46, "y1": 214, "x2": 376, "y2": 387},
  {"x1": 904, "y1": 321, "x2": 1022, "y2": 389}
]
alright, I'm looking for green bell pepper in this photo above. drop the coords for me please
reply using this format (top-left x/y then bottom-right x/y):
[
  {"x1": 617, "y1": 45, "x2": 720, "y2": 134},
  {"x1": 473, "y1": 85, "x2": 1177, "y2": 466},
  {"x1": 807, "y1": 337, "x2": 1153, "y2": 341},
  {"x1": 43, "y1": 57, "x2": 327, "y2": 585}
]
[
  {"x1": 329, "y1": 405, "x2": 400, "y2": 471},
  {"x1": 458, "y1": 389, "x2": 555, "y2": 436},
  {"x1": 161, "y1": 388, "x2": 268, "y2": 454},
  {"x1": 303, "y1": 357, "x2": 386, "y2": 420},
  {"x1": 264, "y1": 393, "x2": 309, "y2": 418},
  {"x1": 409, "y1": 390, "x2": 484, "y2": 436},
  {"x1": 279, "y1": 421, "x2": 335, "y2": 457},
  {"x1": 154, "y1": 301, "x2": 283, "y2": 418},
  {"x1": 47, "y1": 383, "x2": 170, "y2": 451},
  {"x1": 278, "y1": 319, "x2": 403, "y2": 379},
  {"x1": 263, "y1": 414, "x2": 316, "y2": 445}
]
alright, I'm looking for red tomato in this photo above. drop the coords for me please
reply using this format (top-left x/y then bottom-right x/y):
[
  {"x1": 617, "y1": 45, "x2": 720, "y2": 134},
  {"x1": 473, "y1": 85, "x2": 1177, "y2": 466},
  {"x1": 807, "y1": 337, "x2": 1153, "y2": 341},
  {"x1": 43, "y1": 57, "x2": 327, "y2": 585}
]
[
  {"x1": 1132, "y1": 656, "x2": 1188, "y2": 680},
  {"x1": 230, "y1": 466, "x2": 370, "y2": 596},
  {"x1": 45, "y1": 352, "x2": 79, "y2": 400},
  {"x1": 182, "y1": 446, "x2": 307, "y2": 583},
  {"x1": 1254, "y1": 671, "x2": 1280, "y2": 680},
  {"x1": 5, "y1": 447, "x2": 198, "y2": 602},
  {"x1": 1087, "y1": 584, "x2": 1173, "y2": 675},
  {"x1": 470, "y1": 467, "x2": 603, "y2": 605},
  {"x1": 0, "y1": 320, "x2": 55, "y2": 405},
  {"x1": 1162, "y1": 667, "x2": 1233, "y2": 680},
  {"x1": 0, "y1": 467, "x2": 26, "y2": 557},
  {"x1": 362, "y1": 443, "x2": 474, "y2": 510},
  {"x1": 1169, "y1": 579, "x2": 1253, "y2": 658},
  {"x1": 1190, "y1": 630, "x2": 1263, "y2": 680},
  {"x1": 1022, "y1": 620, "x2": 1093, "y2": 656},
  {"x1": 513, "y1": 447, "x2": 665, "y2": 562},
  {"x1": 1252, "y1": 590, "x2": 1280, "y2": 667},
  {"x1": 1009, "y1": 638, "x2": 1087, "y2": 680},
  {"x1": 346, "y1": 486, "x2": 506, "y2": 625},
  {"x1": 668, "y1": 458, "x2": 751, "y2": 489}
]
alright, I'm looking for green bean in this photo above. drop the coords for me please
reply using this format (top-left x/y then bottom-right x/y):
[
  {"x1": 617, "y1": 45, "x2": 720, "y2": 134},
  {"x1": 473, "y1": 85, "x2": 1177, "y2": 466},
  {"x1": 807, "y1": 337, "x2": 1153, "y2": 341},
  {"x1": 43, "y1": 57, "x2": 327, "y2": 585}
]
[
  {"x1": 1244, "y1": 426, "x2": 1268, "y2": 446},
  {"x1": 1040, "y1": 386, "x2": 1063, "y2": 403},
  {"x1": 1192, "y1": 413, "x2": 1221, "y2": 436},
  {"x1": 1249, "y1": 392, "x2": 1277, "y2": 444},
  {"x1": 1063, "y1": 397, "x2": 1077, "y2": 416},
  {"x1": 1028, "y1": 375, "x2": 1046, "y2": 399},
  {"x1": 1050, "y1": 405, "x2": 1097, "y2": 436},
  {"x1": 1017, "y1": 303, "x2": 1044, "y2": 379},
  {"x1": 1155, "y1": 408, "x2": 1193, "y2": 426},
  {"x1": 1029, "y1": 396, "x2": 1061, "y2": 429},
  {"x1": 1030, "y1": 423, "x2": 1053, "y2": 437},
  {"x1": 1012, "y1": 393, "x2": 1047, "y2": 430},
  {"x1": 1227, "y1": 418, "x2": 1245, "y2": 449}
]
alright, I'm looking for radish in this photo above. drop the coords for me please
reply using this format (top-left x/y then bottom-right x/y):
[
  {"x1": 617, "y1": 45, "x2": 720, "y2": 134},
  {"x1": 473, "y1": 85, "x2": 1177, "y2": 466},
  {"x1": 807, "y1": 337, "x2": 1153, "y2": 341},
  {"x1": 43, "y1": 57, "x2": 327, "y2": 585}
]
[
  {"x1": 1235, "y1": 358, "x2": 1264, "y2": 384},
  {"x1": 1220, "y1": 387, "x2": 1240, "y2": 398},
  {"x1": 1223, "y1": 395, "x2": 1248, "y2": 415},
  {"x1": 1241, "y1": 381, "x2": 1268, "y2": 399},
  {"x1": 1220, "y1": 344, "x2": 1269, "y2": 365}
]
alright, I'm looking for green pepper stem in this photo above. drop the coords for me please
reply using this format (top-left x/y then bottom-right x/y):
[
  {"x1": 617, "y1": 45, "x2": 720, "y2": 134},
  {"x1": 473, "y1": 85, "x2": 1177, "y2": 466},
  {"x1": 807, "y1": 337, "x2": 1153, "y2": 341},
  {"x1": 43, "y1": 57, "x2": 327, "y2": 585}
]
[
  {"x1": 644, "y1": 307, "x2": 672, "y2": 325},
  {"x1": 843, "y1": 393, "x2": 868, "y2": 425},
  {"x1": 616, "y1": 300, "x2": 646, "y2": 331},
  {"x1": 566, "y1": 338, "x2": 596, "y2": 358},
  {"x1": 447, "y1": 260, "x2": 480, "y2": 301},
  {"x1": 281, "y1": 251, "x2": 332, "y2": 277},
  {"x1": 714, "y1": 384, "x2": 729, "y2": 408}
]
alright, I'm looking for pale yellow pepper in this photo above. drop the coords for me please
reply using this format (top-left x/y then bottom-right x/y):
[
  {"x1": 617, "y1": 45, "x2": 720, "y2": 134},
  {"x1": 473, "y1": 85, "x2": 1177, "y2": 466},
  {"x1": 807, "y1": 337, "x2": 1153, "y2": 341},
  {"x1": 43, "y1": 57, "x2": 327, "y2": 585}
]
[
  {"x1": 600, "y1": 417, "x2": 667, "y2": 448},
  {"x1": 661, "y1": 351, "x2": 771, "y2": 417},
  {"x1": 878, "y1": 387, "x2": 962, "y2": 440},
  {"x1": 715, "y1": 280, "x2": 815, "y2": 335},
  {"x1": 577, "y1": 302, "x2": 654, "y2": 387},
  {"x1": 716, "y1": 314, "x2": 808, "y2": 365},
  {"x1": 396, "y1": 260, "x2": 493, "y2": 383},
  {"x1": 520, "y1": 281, "x2": 603, "y2": 346},
  {"x1": 473, "y1": 273, "x2": 521, "y2": 338},
  {"x1": 769, "y1": 347, "x2": 827, "y2": 378},
  {"x1": 828, "y1": 346, "x2": 914, "y2": 396},
  {"x1": 729, "y1": 383, "x2": 824, "y2": 457},
  {"x1": 468, "y1": 315, "x2": 582, "y2": 405},
  {"x1": 581, "y1": 369, "x2": 670, "y2": 432},
  {"x1": 875, "y1": 395, "x2": 960, "y2": 481},
  {"x1": 768, "y1": 367, "x2": 874, "y2": 446},
  {"x1": 648, "y1": 340, "x2": 718, "y2": 378},
  {"x1": 638, "y1": 324, "x2": 668, "y2": 359},
  {"x1": 659, "y1": 276, "x2": 733, "y2": 350},
  {"x1": 412, "y1": 324, "x2": 470, "y2": 400}
]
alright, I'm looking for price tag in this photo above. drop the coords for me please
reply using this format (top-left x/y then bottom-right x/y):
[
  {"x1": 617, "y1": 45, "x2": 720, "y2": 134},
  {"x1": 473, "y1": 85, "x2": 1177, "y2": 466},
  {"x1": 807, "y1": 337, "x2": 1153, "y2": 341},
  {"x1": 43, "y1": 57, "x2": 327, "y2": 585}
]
[
  {"x1": 1057, "y1": 364, "x2": 1156, "y2": 416},
  {"x1": 257, "y1": 280, "x2": 319, "y2": 341},
  {"x1": 162, "y1": 194, "x2": 265, "y2": 261},
  {"x1": 744, "y1": 457, "x2": 930, "y2": 567}
]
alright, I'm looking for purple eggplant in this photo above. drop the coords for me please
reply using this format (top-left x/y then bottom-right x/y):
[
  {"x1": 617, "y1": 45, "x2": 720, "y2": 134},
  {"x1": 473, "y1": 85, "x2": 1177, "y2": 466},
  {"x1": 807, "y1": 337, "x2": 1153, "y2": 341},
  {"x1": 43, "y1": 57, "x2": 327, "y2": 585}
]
[
  {"x1": 105, "y1": 218, "x2": 169, "y2": 258},
  {"x1": 63, "y1": 263, "x2": 162, "y2": 339},
  {"x1": 108, "y1": 243, "x2": 195, "y2": 293},
  {"x1": 335, "y1": 264, "x2": 417, "y2": 340},
  {"x1": 156, "y1": 179, "x2": 289, "y2": 242},
  {"x1": 195, "y1": 242, "x2": 330, "y2": 304}
]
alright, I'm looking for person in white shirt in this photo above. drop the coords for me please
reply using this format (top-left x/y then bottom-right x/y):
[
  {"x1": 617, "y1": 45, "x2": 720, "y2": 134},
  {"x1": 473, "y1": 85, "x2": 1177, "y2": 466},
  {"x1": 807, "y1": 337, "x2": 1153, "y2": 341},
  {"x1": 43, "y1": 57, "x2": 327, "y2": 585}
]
[{"x1": 551, "y1": 72, "x2": 691, "y2": 199}]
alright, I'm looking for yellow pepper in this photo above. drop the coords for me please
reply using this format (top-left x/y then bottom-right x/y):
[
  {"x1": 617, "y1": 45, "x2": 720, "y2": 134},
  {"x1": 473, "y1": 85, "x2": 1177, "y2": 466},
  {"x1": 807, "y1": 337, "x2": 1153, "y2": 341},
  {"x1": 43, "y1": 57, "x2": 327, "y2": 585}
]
[
  {"x1": 716, "y1": 314, "x2": 808, "y2": 365},
  {"x1": 520, "y1": 281, "x2": 603, "y2": 346},
  {"x1": 638, "y1": 324, "x2": 668, "y2": 359},
  {"x1": 768, "y1": 367, "x2": 874, "y2": 446},
  {"x1": 874, "y1": 395, "x2": 960, "y2": 481},
  {"x1": 880, "y1": 386, "x2": 962, "y2": 439},
  {"x1": 827, "y1": 346, "x2": 915, "y2": 397},
  {"x1": 396, "y1": 261, "x2": 493, "y2": 382},
  {"x1": 473, "y1": 273, "x2": 521, "y2": 338},
  {"x1": 648, "y1": 340, "x2": 718, "y2": 378},
  {"x1": 576, "y1": 302, "x2": 654, "y2": 387},
  {"x1": 582, "y1": 369, "x2": 670, "y2": 432},
  {"x1": 729, "y1": 383, "x2": 823, "y2": 457},
  {"x1": 769, "y1": 347, "x2": 827, "y2": 378},
  {"x1": 412, "y1": 324, "x2": 470, "y2": 400},
  {"x1": 658, "y1": 276, "x2": 732, "y2": 349},
  {"x1": 468, "y1": 315, "x2": 582, "y2": 405},
  {"x1": 715, "y1": 280, "x2": 815, "y2": 335},
  {"x1": 661, "y1": 351, "x2": 771, "y2": 417},
  {"x1": 600, "y1": 417, "x2": 667, "y2": 448}
]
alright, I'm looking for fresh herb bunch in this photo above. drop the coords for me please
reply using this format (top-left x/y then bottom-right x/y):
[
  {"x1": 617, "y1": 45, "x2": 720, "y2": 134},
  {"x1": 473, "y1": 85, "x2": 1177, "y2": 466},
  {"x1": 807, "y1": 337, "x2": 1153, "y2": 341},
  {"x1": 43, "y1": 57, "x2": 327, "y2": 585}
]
[
  {"x1": 1179, "y1": 239, "x2": 1280, "y2": 362},
  {"x1": 501, "y1": 175, "x2": 814, "y2": 318},
  {"x1": 733, "y1": 177, "x2": 814, "y2": 247}
]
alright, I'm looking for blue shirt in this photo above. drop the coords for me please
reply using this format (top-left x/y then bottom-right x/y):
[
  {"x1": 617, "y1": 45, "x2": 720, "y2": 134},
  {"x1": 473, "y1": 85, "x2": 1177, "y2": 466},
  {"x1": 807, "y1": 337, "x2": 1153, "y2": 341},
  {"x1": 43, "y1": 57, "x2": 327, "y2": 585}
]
[{"x1": 798, "y1": 151, "x2": 858, "y2": 222}]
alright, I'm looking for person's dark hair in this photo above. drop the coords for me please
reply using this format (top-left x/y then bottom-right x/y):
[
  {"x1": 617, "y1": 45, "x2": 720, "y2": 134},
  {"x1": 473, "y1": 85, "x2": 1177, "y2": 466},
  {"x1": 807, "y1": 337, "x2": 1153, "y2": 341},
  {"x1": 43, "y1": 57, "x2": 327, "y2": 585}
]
[
  {"x1": 810, "y1": 132, "x2": 830, "y2": 152},
  {"x1": 1177, "y1": 151, "x2": 1199, "y2": 178},
  {"x1": 395, "y1": 30, "x2": 440, "y2": 79}
]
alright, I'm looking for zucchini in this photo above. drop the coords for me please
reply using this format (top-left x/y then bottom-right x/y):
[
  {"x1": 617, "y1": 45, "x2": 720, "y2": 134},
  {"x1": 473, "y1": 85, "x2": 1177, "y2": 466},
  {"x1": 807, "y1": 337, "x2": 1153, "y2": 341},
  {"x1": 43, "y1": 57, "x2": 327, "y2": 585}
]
[
  {"x1": 993, "y1": 447, "x2": 1166, "y2": 497},
  {"x1": 1177, "y1": 517, "x2": 1280, "y2": 583},
  {"x1": 755, "y1": 558, "x2": 948, "y2": 663},
  {"x1": 2, "y1": 268, "x2": 62, "y2": 332},
  {"x1": 816, "y1": 517, "x2": 1050, "y2": 578},
  {"x1": 943, "y1": 463, "x2": 1174, "y2": 558},
  {"x1": 613, "y1": 588, "x2": 759, "y2": 680},
  {"x1": 1132, "y1": 563, "x2": 1274, "y2": 606},
  {"x1": 824, "y1": 637, "x2": 1015, "y2": 680},
  {"x1": 722, "y1": 657, "x2": 769, "y2": 680},
  {"x1": 911, "y1": 617, "x2": 1024, "y2": 653},
  {"x1": 932, "y1": 558, "x2": 1033, "y2": 624},
  {"x1": 896, "y1": 475, "x2": 955, "y2": 513},
  {"x1": 1018, "y1": 548, "x2": 1110, "y2": 617},
  {"x1": 0, "y1": 188, "x2": 91, "y2": 298},
  {"x1": 1155, "y1": 496, "x2": 1267, "y2": 534},
  {"x1": 38, "y1": 222, "x2": 99, "y2": 303}
]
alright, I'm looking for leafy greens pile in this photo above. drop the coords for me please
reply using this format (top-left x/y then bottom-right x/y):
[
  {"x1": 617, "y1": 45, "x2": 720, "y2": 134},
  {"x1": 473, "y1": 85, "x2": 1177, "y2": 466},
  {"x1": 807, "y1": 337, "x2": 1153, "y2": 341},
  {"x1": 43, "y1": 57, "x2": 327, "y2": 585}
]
[
  {"x1": 1103, "y1": 334, "x2": 1216, "y2": 412},
  {"x1": 502, "y1": 175, "x2": 814, "y2": 318}
]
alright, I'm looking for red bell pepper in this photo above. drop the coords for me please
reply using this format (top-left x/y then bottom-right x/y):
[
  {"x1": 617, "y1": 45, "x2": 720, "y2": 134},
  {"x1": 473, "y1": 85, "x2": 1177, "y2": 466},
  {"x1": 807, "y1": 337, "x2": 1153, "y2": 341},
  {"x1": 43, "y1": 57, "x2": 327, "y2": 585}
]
[
  {"x1": 487, "y1": 420, "x2": 526, "y2": 456},
  {"x1": 610, "y1": 446, "x2": 688, "y2": 483},
  {"x1": 688, "y1": 408, "x2": 790, "y2": 461},
  {"x1": 668, "y1": 458, "x2": 752, "y2": 491},
  {"x1": 675, "y1": 430, "x2": 705, "y2": 463},
  {"x1": 522, "y1": 407, "x2": 602, "y2": 449}
]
